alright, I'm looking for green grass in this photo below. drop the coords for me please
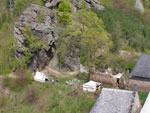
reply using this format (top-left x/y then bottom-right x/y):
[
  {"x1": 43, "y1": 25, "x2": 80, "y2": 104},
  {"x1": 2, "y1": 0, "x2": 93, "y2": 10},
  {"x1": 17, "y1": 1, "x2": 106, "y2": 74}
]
[
  {"x1": 98, "y1": 0, "x2": 113, "y2": 6},
  {"x1": 139, "y1": 92, "x2": 148, "y2": 106},
  {"x1": 0, "y1": 80, "x2": 96, "y2": 113}
]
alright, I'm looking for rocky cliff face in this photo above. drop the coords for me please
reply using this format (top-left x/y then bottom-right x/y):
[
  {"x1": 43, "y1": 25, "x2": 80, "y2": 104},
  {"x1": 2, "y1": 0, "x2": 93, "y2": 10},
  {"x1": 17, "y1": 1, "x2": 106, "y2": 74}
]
[
  {"x1": 14, "y1": 0, "x2": 104, "y2": 72},
  {"x1": 44, "y1": 0, "x2": 104, "y2": 12},
  {"x1": 14, "y1": 4, "x2": 58, "y2": 71}
]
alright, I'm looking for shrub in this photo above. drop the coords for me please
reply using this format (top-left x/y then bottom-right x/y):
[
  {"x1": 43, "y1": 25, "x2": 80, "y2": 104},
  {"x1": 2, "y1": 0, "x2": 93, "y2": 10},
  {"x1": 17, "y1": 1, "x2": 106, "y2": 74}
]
[
  {"x1": 0, "y1": 89, "x2": 10, "y2": 108},
  {"x1": 23, "y1": 85, "x2": 39, "y2": 104},
  {"x1": 14, "y1": 0, "x2": 31, "y2": 15},
  {"x1": 58, "y1": 0, "x2": 72, "y2": 23},
  {"x1": 2, "y1": 68, "x2": 33, "y2": 91},
  {"x1": 37, "y1": 10, "x2": 45, "y2": 23},
  {"x1": 77, "y1": 73, "x2": 89, "y2": 82},
  {"x1": 14, "y1": 68, "x2": 33, "y2": 87},
  {"x1": 23, "y1": 26, "x2": 47, "y2": 65}
]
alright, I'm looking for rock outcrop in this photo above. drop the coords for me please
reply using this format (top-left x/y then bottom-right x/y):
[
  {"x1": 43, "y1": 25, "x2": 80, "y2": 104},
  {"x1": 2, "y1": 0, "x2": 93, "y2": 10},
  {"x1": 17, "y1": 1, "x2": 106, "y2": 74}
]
[
  {"x1": 14, "y1": 1, "x2": 105, "y2": 72},
  {"x1": 44, "y1": 0, "x2": 104, "y2": 12},
  {"x1": 14, "y1": 4, "x2": 58, "y2": 71}
]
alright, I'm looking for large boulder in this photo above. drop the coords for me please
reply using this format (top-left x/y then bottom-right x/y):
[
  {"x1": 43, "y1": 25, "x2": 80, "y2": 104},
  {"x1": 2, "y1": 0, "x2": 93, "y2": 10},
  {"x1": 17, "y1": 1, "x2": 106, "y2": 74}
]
[{"x1": 14, "y1": 4, "x2": 58, "y2": 71}]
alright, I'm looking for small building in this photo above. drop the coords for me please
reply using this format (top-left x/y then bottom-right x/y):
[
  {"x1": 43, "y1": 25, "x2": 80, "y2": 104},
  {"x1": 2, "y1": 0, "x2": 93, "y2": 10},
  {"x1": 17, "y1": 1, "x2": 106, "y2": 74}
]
[
  {"x1": 82, "y1": 80, "x2": 101, "y2": 92},
  {"x1": 130, "y1": 54, "x2": 150, "y2": 91},
  {"x1": 90, "y1": 88, "x2": 141, "y2": 113},
  {"x1": 90, "y1": 71, "x2": 124, "y2": 87},
  {"x1": 34, "y1": 71, "x2": 48, "y2": 83},
  {"x1": 140, "y1": 92, "x2": 150, "y2": 113}
]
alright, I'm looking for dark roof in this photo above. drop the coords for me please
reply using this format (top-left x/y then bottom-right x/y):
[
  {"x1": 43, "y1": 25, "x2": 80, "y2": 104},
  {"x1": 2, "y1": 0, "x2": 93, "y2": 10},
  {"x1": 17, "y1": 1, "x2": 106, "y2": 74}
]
[
  {"x1": 131, "y1": 54, "x2": 150, "y2": 79},
  {"x1": 90, "y1": 88, "x2": 135, "y2": 113}
]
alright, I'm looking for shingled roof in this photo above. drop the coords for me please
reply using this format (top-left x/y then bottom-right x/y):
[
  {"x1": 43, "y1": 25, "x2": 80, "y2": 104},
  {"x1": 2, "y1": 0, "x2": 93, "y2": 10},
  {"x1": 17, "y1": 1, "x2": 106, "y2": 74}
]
[
  {"x1": 131, "y1": 54, "x2": 150, "y2": 79},
  {"x1": 90, "y1": 88, "x2": 141, "y2": 113}
]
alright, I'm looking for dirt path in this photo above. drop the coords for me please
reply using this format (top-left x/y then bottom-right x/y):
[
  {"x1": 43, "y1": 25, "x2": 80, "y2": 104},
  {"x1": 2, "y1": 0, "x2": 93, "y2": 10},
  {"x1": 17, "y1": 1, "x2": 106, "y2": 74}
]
[{"x1": 41, "y1": 63, "x2": 79, "y2": 78}]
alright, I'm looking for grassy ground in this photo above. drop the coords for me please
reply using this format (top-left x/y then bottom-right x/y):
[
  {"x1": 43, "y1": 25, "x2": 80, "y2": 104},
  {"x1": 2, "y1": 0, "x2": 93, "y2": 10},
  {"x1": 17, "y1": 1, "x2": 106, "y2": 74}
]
[
  {"x1": 0, "y1": 78, "x2": 97, "y2": 113},
  {"x1": 139, "y1": 92, "x2": 149, "y2": 106},
  {"x1": 0, "y1": 76, "x2": 149, "y2": 113}
]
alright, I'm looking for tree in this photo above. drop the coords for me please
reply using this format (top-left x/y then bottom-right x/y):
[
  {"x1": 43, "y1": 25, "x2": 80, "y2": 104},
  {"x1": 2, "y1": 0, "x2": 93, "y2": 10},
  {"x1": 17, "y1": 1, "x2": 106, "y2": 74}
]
[
  {"x1": 58, "y1": 0, "x2": 72, "y2": 23},
  {"x1": 111, "y1": 22, "x2": 123, "y2": 53},
  {"x1": 23, "y1": 26, "x2": 47, "y2": 65},
  {"x1": 57, "y1": 9, "x2": 112, "y2": 71}
]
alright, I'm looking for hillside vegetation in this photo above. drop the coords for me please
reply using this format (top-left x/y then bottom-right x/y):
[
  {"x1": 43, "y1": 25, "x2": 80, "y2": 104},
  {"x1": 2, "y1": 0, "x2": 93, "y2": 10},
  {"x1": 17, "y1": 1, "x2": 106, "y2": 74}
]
[{"x1": 0, "y1": 0, "x2": 150, "y2": 112}]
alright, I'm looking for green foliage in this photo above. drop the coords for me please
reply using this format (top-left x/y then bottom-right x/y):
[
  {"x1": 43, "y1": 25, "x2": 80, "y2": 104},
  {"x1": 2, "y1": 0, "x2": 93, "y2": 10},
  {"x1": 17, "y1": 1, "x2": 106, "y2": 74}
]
[
  {"x1": 98, "y1": 0, "x2": 113, "y2": 6},
  {"x1": 0, "y1": 81, "x2": 96, "y2": 113},
  {"x1": 77, "y1": 73, "x2": 89, "y2": 82},
  {"x1": 58, "y1": 0, "x2": 72, "y2": 23},
  {"x1": 139, "y1": 92, "x2": 148, "y2": 106},
  {"x1": 142, "y1": 0, "x2": 150, "y2": 9},
  {"x1": 0, "y1": 34, "x2": 16, "y2": 74},
  {"x1": 57, "y1": 10, "x2": 111, "y2": 69},
  {"x1": 37, "y1": 9, "x2": 45, "y2": 23},
  {"x1": 23, "y1": 26, "x2": 47, "y2": 65},
  {"x1": 33, "y1": 0, "x2": 44, "y2": 6},
  {"x1": 94, "y1": 7, "x2": 150, "y2": 51},
  {"x1": 111, "y1": 22, "x2": 123, "y2": 52},
  {"x1": 108, "y1": 55, "x2": 136, "y2": 72},
  {"x1": 0, "y1": 11, "x2": 12, "y2": 29},
  {"x1": 14, "y1": 0, "x2": 30, "y2": 14},
  {"x1": 2, "y1": 68, "x2": 33, "y2": 92},
  {"x1": 14, "y1": 0, "x2": 44, "y2": 15}
]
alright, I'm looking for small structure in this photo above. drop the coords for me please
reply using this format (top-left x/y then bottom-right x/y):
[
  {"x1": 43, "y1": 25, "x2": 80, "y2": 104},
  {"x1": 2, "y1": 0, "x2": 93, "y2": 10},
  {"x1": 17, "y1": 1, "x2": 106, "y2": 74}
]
[
  {"x1": 90, "y1": 71, "x2": 123, "y2": 87},
  {"x1": 140, "y1": 92, "x2": 150, "y2": 113},
  {"x1": 130, "y1": 54, "x2": 150, "y2": 91},
  {"x1": 83, "y1": 80, "x2": 101, "y2": 92},
  {"x1": 90, "y1": 88, "x2": 141, "y2": 113},
  {"x1": 34, "y1": 71, "x2": 48, "y2": 83}
]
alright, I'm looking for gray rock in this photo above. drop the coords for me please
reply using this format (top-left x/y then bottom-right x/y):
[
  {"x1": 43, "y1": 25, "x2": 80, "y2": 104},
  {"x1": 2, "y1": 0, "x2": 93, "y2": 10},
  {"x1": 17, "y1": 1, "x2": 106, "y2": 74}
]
[
  {"x1": 14, "y1": 4, "x2": 58, "y2": 71},
  {"x1": 44, "y1": 0, "x2": 104, "y2": 11},
  {"x1": 80, "y1": 64, "x2": 88, "y2": 74},
  {"x1": 135, "y1": 0, "x2": 144, "y2": 13},
  {"x1": 86, "y1": 0, "x2": 104, "y2": 10}
]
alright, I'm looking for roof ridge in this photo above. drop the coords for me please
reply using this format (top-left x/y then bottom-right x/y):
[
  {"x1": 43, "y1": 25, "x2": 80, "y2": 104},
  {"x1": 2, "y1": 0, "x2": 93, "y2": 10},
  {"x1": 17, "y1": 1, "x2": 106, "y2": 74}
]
[{"x1": 128, "y1": 91, "x2": 136, "y2": 113}]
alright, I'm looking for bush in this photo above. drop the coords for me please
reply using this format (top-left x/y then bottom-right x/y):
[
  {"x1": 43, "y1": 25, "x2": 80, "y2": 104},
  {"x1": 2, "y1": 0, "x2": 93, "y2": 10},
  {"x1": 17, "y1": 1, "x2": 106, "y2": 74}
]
[
  {"x1": 2, "y1": 68, "x2": 33, "y2": 91},
  {"x1": 37, "y1": 10, "x2": 45, "y2": 23},
  {"x1": 14, "y1": 68, "x2": 33, "y2": 87},
  {"x1": 58, "y1": 0, "x2": 72, "y2": 23},
  {"x1": 23, "y1": 85, "x2": 39, "y2": 104},
  {"x1": 0, "y1": 89, "x2": 10, "y2": 108},
  {"x1": 108, "y1": 55, "x2": 136, "y2": 73},
  {"x1": 77, "y1": 73, "x2": 89, "y2": 82},
  {"x1": 14, "y1": 0, "x2": 31, "y2": 15}
]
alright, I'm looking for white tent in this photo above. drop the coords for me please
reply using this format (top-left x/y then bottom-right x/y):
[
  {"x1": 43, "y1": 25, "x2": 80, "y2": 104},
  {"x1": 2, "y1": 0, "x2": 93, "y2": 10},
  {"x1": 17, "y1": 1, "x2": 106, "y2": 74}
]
[
  {"x1": 140, "y1": 92, "x2": 150, "y2": 113},
  {"x1": 83, "y1": 80, "x2": 101, "y2": 92},
  {"x1": 34, "y1": 71, "x2": 48, "y2": 83}
]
